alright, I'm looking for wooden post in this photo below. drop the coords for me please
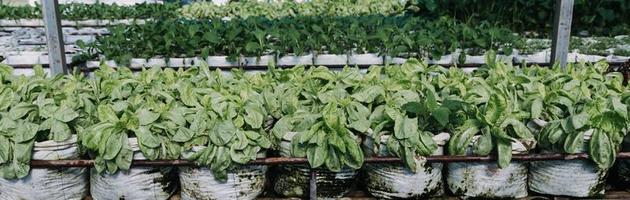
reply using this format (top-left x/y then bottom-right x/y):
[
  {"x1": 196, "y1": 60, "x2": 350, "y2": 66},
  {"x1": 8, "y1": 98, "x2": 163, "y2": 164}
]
[
  {"x1": 41, "y1": 0, "x2": 67, "y2": 75},
  {"x1": 550, "y1": 0, "x2": 574, "y2": 68}
]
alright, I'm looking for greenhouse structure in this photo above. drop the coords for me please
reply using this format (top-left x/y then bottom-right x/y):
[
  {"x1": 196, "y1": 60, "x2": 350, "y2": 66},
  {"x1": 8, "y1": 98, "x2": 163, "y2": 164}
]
[{"x1": 0, "y1": 0, "x2": 630, "y2": 199}]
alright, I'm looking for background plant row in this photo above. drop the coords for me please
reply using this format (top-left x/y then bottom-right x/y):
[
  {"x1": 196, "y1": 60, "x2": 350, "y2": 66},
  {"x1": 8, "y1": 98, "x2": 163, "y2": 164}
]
[
  {"x1": 0, "y1": 3, "x2": 179, "y2": 20},
  {"x1": 0, "y1": 55, "x2": 629, "y2": 181},
  {"x1": 1, "y1": 0, "x2": 628, "y2": 37},
  {"x1": 178, "y1": 0, "x2": 630, "y2": 36},
  {"x1": 178, "y1": 0, "x2": 406, "y2": 19},
  {"x1": 78, "y1": 16, "x2": 521, "y2": 65}
]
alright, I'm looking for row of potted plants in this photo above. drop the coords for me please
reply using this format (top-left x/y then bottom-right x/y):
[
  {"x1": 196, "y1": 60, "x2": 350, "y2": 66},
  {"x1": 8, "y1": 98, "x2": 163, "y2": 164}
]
[
  {"x1": 0, "y1": 54, "x2": 629, "y2": 199},
  {"x1": 178, "y1": 0, "x2": 405, "y2": 20},
  {"x1": 77, "y1": 16, "x2": 520, "y2": 65},
  {"x1": 0, "y1": 2, "x2": 179, "y2": 20}
]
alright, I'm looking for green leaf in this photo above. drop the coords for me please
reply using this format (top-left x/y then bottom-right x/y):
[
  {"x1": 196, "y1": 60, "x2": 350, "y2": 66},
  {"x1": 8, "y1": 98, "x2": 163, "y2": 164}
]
[
  {"x1": 13, "y1": 162, "x2": 30, "y2": 179},
  {"x1": 14, "y1": 121, "x2": 38, "y2": 143},
  {"x1": 244, "y1": 106, "x2": 264, "y2": 129},
  {"x1": 9, "y1": 103, "x2": 35, "y2": 120},
  {"x1": 349, "y1": 119, "x2": 370, "y2": 133},
  {"x1": 13, "y1": 140, "x2": 33, "y2": 164},
  {"x1": 135, "y1": 126, "x2": 160, "y2": 148},
  {"x1": 230, "y1": 146, "x2": 250, "y2": 164},
  {"x1": 610, "y1": 96, "x2": 628, "y2": 119},
  {"x1": 51, "y1": 120, "x2": 71, "y2": 142},
  {"x1": 307, "y1": 144, "x2": 328, "y2": 168},
  {"x1": 497, "y1": 139, "x2": 512, "y2": 168},
  {"x1": 431, "y1": 107, "x2": 450, "y2": 127},
  {"x1": 97, "y1": 105, "x2": 119, "y2": 123},
  {"x1": 137, "y1": 109, "x2": 160, "y2": 126},
  {"x1": 179, "y1": 82, "x2": 199, "y2": 107},
  {"x1": 325, "y1": 147, "x2": 342, "y2": 172},
  {"x1": 589, "y1": 130, "x2": 615, "y2": 169},
  {"x1": 211, "y1": 120, "x2": 236, "y2": 145},
  {"x1": 0, "y1": 89, "x2": 14, "y2": 111},
  {"x1": 115, "y1": 136, "x2": 133, "y2": 170},
  {"x1": 570, "y1": 113, "x2": 589, "y2": 130},
  {"x1": 531, "y1": 98, "x2": 543, "y2": 119},
  {"x1": 394, "y1": 117, "x2": 417, "y2": 139},
  {"x1": 104, "y1": 133, "x2": 123, "y2": 160},
  {"x1": 343, "y1": 135, "x2": 363, "y2": 169},
  {"x1": 173, "y1": 127, "x2": 195, "y2": 142},
  {"x1": 402, "y1": 147, "x2": 416, "y2": 170},
  {"x1": 473, "y1": 131, "x2": 493, "y2": 156},
  {"x1": 0, "y1": 137, "x2": 10, "y2": 164},
  {"x1": 563, "y1": 131, "x2": 584, "y2": 154},
  {"x1": 53, "y1": 105, "x2": 79, "y2": 123},
  {"x1": 401, "y1": 102, "x2": 423, "y2": 115}
]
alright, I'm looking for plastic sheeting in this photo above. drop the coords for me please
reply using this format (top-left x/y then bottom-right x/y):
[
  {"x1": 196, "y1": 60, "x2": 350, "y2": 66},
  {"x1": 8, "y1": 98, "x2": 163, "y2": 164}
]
[
  {"x1": 179, "y1": 165, "x2": 267, "y2": 200},
  {"x1": 273, "y1": 132, "x2": 358, "y2": 198},
  {"x1": 527, "y1": 125, "x2": 606, "y2": 197},
  {"x1": 90, "y1": 138, "x2": 177, "y2": 200},
  {"x1": 362, "y1": 132, "x2": 450, "y2": 199},
  {"x1": 529, "y1": 160, "x2": 606, "y2": 197},
  {"x1": 0, "y1": 135, "x2": 88, "y2": 200},
  {"x1": 447, "y1": 136, "x2": 529, "y2": 198}
]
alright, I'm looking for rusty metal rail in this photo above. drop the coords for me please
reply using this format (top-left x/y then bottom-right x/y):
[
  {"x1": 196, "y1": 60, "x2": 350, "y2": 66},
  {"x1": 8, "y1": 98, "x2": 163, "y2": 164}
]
[{"x1": 29, "y1": 152, "x2": 630, "y2": 168}]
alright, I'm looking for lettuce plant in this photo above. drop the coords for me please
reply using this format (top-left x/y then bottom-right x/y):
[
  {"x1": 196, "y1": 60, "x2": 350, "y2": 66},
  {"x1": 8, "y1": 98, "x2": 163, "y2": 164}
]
[{"x1": 0, "y1": 66, "x2": 86, "y2": 179}]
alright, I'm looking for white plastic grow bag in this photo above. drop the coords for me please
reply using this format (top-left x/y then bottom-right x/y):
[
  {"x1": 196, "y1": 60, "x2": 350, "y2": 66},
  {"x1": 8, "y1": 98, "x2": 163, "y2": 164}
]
[
  {"x1": 348, "y1": 53, "x2": 383, "y2": 65},
  {"x1": 146, "y1": 58, "x2": 167, "y2": 67},
  {"x1": 383, "y1": 56, "x2": 407, "y2": 65},
  {"x1": 241, "y1": 55, "x2": 275, "y2": 67},
  {"x1": 447, "y1": 136, "x2": 529, "y2": 198},
  {"x1": 179, "y1": 165, "x2": 267, "y2": 200},
  {"x1": 167, "y1": 58, "x2": 186, "y2": 67},
  {"x1": 527, "y1": 120, "x2": 606, "y2": 197},
  {"x1": 273, "y1": 132, "x2": 358, "y2": 198},
  {"x1": 362, "y1": 132, "x2": 450, "y2": 199},
  {"x1": 179, "y1": 147, "x2": 267, "y2": 200},
  {"x1": 314, "y1": 54, "x2": 348, "y2": 66},
  {"x1": 207, "y1": 56, "x2": 238, "y2": 67},
  {"x1": 277, "y1": 54, "x2": 313, "y2": 66},
  {"x1": 0, "y1": 135, "x2": 88, "y2": 200},
  {"x1": 90, "y1": 138, "x2": 177, "y2": 200},
  {"x1": 130, "y1": 58, "x2": 148, "y2": 68}
]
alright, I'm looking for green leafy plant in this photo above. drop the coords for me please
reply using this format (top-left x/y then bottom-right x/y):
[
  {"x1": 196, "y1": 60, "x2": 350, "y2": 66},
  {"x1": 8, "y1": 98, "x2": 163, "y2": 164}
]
[{"x1": 0, "y1": 66, "x2": 88, "y2": 179}]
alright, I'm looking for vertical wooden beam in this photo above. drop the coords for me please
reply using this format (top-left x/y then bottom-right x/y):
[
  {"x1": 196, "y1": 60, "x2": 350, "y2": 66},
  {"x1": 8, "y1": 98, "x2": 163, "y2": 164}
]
[
  {"x1": 41, "y1": 0, "x2": 67, "y2": 75},
  {"x1": 550, "y1": 0, "x2": 574, "y2": 68},
  {"x1": 309, "y1": 170, "x2": 317, "y2": 200}
]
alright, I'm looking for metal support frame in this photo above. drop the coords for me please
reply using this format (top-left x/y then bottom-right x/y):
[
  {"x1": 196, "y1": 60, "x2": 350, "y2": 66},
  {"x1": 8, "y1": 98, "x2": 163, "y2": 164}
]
[
  {"x1": 550, "y1": 0, "x2": 574, "y2": 68},
  {"x1": 309, "y1": 170, "x2": 317, "y2": 200},
  {"x1": 29, "y1": 152, "x2": 630, "y2": 167},
  {"x1": 41, "y1": 0, "x2": 67, "y2": 75}
]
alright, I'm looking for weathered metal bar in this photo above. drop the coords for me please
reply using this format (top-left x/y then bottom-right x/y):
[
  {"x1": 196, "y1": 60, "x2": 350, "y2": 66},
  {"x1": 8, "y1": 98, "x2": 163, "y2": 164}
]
[
  {"x1": 29, "y1": 152, "x2": 630, "y2": 168},
  {"x1": 309, "y1": 170, "x2": 317, "y2": 200},
  {"x1": 550, "y1": 0, "x2": 574, "y2": 68},
  {"x1": 41, "y1": 0, "x2": 68, "y2": 75}
]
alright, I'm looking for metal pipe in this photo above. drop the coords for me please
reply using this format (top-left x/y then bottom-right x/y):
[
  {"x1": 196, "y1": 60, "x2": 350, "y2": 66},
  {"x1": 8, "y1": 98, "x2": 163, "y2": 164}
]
[
  {"x1": 29, "y1": 152, "x2": 630, "y2": 168},
  {"x1": 309, "y1": 170, "x2": 317, "y2": 200}
]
